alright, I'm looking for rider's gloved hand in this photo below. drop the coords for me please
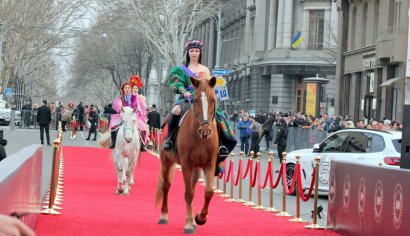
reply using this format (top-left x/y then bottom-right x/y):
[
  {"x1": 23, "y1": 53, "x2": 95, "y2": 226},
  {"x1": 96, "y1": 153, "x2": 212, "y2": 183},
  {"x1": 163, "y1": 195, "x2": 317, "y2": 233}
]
[{"x1": 183, "y1": 92, "x2": 192, "y2": 98}]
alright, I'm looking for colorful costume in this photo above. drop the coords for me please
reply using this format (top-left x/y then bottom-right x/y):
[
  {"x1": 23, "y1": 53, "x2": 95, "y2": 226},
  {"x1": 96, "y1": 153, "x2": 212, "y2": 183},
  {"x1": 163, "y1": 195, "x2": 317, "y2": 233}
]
[
  {"x1": 109, "y1": 94, "x2": 137, "y2": 130},
  {"x1": 168, "y1": 65, "x2": 237, "y2": 158}
]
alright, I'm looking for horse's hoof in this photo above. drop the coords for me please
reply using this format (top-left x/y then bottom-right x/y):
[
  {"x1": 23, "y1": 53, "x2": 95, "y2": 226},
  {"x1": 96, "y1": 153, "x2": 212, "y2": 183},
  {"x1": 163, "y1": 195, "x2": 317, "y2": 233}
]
[
  {"x1": 158, "y1": 218, "x2": 168, "y2": 224},
  {"x1": 195, "y1": 213, "x2": 207, "y2": 226},
  {"x1": 183, "y1": 228, "x2": 196, "y2": 234}
]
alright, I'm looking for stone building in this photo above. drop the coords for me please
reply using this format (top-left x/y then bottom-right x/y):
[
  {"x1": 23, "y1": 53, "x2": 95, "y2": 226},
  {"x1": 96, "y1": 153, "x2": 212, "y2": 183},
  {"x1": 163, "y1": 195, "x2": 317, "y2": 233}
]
[
  {"x1": 336, "y1": 0, "x2": 409, "y2": 122},
  {"x1": 195, "y1": 0, "x2": 338, "y2": 115}
]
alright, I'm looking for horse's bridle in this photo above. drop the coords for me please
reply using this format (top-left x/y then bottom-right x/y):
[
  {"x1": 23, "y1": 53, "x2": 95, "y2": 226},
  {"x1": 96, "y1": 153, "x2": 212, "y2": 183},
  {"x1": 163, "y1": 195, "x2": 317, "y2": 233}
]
[
  {"x1": 188, "y1": 95, "x2": 216, "y2": 128},
  {"x1": 120, "y1": 120, "x2": 135, "y2": 139}
]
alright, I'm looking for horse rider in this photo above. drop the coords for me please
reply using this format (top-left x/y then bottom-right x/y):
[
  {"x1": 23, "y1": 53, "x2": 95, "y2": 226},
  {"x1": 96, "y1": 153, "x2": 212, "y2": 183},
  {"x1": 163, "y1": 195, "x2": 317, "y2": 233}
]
[
  {"x1": 162, "y1": 38, "x2": 237, "y2": 175},
  {"x1": 108, "y1": 81, "x2": 137, "y2": 149},
  {"x1": 130, "y1": 75, "x2": 151, "y2": 151}
]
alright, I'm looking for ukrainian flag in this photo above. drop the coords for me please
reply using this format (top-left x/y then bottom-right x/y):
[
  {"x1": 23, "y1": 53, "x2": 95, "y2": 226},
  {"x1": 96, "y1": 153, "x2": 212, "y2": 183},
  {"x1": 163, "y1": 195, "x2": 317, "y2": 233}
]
[{"x1": 291, "y1": 31, "x2": 303, "y2": 49}]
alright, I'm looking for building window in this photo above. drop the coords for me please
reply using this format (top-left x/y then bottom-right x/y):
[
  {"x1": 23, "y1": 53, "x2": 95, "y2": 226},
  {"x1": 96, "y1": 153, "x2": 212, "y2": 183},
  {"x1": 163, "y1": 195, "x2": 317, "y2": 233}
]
[{"x1": 308, "y1": 10, "x2": 324, "y2": 50}]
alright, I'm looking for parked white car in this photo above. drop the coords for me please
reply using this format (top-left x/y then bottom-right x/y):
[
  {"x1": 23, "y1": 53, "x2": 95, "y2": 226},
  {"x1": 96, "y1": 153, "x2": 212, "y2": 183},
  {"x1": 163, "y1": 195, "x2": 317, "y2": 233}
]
[
  {"x1": 285, "y1": 129, "x2": 401, "y2": 194},
  {"x1": 0, "y1": 100, "x2": 21, "y2": 126}
]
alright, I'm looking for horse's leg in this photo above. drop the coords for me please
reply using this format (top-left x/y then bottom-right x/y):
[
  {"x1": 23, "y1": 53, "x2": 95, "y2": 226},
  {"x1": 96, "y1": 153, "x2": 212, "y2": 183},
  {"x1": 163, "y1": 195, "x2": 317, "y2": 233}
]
[
  {"x1": 114, "y1": 152, "x2": 124, "y2": 194},
  {"x1": 181, "y1": 163, "x2": 196, "y2": 234},
  {"x1": 191, "y1": 168, "x2": 201, "y2": 189},
  {"x1": 158, "y1": 157, "x2": 175, "y2": 225},
  {"x1": 123, "y1": 157, "x2": 130, "y2": 195},
  {"x1": 195, "y1": 165, "x2": 215, "y2": 226},
  {"x1": 129, "y1": 150, "x2": 139, "y2": 186}
]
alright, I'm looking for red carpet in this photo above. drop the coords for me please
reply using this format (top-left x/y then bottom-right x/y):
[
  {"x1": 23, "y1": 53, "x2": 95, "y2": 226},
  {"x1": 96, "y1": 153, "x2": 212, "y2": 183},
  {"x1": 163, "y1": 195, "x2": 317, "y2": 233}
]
[{"x1": 35, "y1": 147, "x2": 339, "y2": 236}]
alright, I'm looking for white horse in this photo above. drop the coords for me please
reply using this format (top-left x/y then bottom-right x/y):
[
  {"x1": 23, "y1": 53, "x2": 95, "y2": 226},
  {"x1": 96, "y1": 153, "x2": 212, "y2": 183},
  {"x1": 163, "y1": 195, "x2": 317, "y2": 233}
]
[{"x1": 113, "y1": 106, "x2": 141, "y2": 195}]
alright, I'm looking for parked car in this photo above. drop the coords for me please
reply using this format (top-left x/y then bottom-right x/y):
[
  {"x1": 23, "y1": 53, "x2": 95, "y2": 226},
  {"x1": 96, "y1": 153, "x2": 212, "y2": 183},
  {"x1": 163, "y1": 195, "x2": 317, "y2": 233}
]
[
  {"x1": 285, "y1": 129, "x2": 401, "y2": 194},
  {"x1": 0, "y1": 100, "x2": 21, "y2": 126}
]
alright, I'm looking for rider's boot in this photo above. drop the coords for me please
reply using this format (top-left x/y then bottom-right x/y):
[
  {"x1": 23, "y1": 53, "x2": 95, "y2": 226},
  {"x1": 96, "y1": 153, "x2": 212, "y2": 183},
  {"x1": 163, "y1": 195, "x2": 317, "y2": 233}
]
[
  {"x1": 109, "y1": 130, "x2": 116, "y2": 149},
  {"x1": 215, "y1": 146, "x2": 229, "y2": 176},
  {"x1": 162, "y1": 114, "x2": 180, "y2": 151}
]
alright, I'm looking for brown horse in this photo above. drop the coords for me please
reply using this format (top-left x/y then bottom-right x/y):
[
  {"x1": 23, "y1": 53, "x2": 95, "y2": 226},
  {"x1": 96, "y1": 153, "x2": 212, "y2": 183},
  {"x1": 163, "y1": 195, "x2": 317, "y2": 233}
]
[{"x1": 155, "y1": 75, "x2": 218, "y2": 234}]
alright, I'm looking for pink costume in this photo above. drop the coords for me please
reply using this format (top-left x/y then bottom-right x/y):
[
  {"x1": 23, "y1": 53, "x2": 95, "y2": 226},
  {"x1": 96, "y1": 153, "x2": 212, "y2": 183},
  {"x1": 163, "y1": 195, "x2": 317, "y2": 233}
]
[
  {"x1": 109, "y1": 94, "x2": 149, "y2": 145},
  {"x1": 109, "y1": 95, "x2": 137, "y2": 130},
  {"x1": 135, "y1": 95, "x2": 149, "y2": 144}
]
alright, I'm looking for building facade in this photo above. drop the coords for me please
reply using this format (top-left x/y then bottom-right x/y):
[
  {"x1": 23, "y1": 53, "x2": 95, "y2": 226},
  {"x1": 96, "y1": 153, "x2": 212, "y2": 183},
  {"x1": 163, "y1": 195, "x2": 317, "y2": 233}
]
[
  {"x1": 195, "y1": 0, "x2": 338, "y2": 115},
  {"x1": 336, "y1": 0, "x2": 409, "y2": 122}
]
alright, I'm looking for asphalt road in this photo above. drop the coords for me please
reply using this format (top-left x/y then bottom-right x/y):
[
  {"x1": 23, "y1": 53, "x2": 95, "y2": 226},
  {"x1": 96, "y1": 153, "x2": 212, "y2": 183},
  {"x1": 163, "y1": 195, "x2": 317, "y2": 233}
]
[{"x1": 2, "y1": 126, "x2": 330, "y2": 227}]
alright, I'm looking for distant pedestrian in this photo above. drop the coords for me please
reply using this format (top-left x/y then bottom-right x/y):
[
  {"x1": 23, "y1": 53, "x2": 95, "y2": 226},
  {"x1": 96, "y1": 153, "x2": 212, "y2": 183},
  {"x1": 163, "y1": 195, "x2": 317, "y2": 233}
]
[
  {"x1": 37, "y1": 100, "x2": 51, "y2": 145},
  {"x1": 274, "y1": 118, "x2": 288, "y2": 167},
  {"x1": 258, "y1": 113, "x2": 275, "y2": 150},
  {"x1": 85, "y1": 106, "x2": 98, "y2": 141},
  {"x1": 237, "y1": 113, "x2": 252, "y2": 155},
  {"x1": 147, "y1": 104, "x2": 161, "y2": 129},
  {"x1": 249, "y1": 116, "x2": 261, "y2": 155}
]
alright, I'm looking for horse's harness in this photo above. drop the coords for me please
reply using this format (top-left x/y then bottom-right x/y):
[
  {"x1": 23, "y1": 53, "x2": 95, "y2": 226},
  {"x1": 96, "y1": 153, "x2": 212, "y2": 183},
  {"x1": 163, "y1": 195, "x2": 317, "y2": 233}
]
[{"x1": 187, "y1": 94, "x2": 216, "y2": 129}]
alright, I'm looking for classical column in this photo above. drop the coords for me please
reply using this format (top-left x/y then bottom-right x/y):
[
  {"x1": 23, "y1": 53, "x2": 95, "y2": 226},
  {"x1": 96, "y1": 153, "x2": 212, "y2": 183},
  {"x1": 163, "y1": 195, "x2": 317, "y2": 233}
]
[
  {"x1": 244, "y1": 0, "x2": 253, "y2": 54},
  {"x1": 255, "y1": 0, "x2": 266, "y2": 51},
  {"x1": 208, "y1": 20, "x2": 215, "y2": 69},
  {"x1": 267, "y1": 0, "x2": 278, "y2": 51},
  {"x1": 275, "y1": 0, "x2": 285, "y2": 48},
  {"x1": 282, "y1": 0, "x2": 293, "y2": 48}
]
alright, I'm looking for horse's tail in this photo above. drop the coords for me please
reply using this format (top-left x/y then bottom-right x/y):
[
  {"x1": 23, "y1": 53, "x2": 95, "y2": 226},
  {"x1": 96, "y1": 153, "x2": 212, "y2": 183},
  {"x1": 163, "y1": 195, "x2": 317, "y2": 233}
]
[
  {"x1": 98, "y1": 131, "x2": 111, "y2": 148},
  {"x1": 155, "y1": 161, "x2": 176, "y2": 208}
]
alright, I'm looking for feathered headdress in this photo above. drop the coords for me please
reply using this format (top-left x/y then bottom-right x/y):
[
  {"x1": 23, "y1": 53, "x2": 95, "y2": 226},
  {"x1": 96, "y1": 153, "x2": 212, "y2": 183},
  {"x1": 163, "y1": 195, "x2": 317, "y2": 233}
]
[
  {"x1": 129, "y1": 75, "x2": 143, "y2": 89},
  {"x1": 185, "y1": 38, "x2": 203, "y2": 51}
]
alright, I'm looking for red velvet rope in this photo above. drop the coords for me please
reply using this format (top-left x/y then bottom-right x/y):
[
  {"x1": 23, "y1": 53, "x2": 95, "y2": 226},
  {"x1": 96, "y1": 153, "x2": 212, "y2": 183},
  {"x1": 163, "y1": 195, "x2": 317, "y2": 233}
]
[
  {"x1": 250, "y1": 161, "x2": 258, "y2": 187},
  {"x1": 270, "y1": 162, "x2": 283, "y2": 189},
  {"x1": 281, "y1": 162, "x2": 298, "y2": 195},
  {"x1": 233, "y1": 158, "x2": 243, "y2": 186},
  {"x1": 259, "y1": 161, "x2": 272, "y2": 189},
  {"x1": 242, "y1": 159, "x2": 252, "y2": 179},
  {"x1": 298, "y1": 164, "x2": 316, "y2": 202},
  {"x1": 224, "y1": 159, "x2": 233, "y2": 182}
]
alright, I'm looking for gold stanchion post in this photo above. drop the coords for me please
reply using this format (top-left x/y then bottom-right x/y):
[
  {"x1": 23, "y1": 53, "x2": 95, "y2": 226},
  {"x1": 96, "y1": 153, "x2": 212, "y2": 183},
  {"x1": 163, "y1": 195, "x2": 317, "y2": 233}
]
[
  {"x1": 41, "y1": 139, "x2": 62, "y2": 215},
  {"x1": 276, "y1": 152, "x2": 292, "y2": 217},
  {"x1": 237, "y1": 151, "x2": 246, "y2": 203},
  {"x1": 289, "y1": 154, "x2": 307, "y2": 222},
  {"x1": 263, "y1": 151, "x2": 278, "y2": 212},
  {"x1": 219, "y1": 155, "x2": 232, "y2": 198},
  {"x1": 305, "y1": 156, "x2": 325, "y2": 229},
  {"x1": 244, "y1": 151, "x2": 256, "y2": 206},
  {"x1": 252, "y1": 152, "x2": 266, "y2": 210},
  {"x1": 225, "y1": 153, "x2": 236, "y2": 202}
]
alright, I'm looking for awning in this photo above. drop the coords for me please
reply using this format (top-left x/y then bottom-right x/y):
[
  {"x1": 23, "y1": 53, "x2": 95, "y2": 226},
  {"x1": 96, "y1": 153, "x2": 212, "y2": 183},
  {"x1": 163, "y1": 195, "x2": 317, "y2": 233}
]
[{"x1": 379, "y1": 77, "x2": 405, "y2": 87}]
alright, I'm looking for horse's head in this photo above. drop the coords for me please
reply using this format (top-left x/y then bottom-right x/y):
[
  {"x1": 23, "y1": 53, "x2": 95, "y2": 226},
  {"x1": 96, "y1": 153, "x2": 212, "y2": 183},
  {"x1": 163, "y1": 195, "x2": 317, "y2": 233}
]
[
  {"x1": 189, "y1": 75, "x2": 217, "y2": 139},
  {"x1": 120, "y1": 106, "x2": 136, "y2": 143}
]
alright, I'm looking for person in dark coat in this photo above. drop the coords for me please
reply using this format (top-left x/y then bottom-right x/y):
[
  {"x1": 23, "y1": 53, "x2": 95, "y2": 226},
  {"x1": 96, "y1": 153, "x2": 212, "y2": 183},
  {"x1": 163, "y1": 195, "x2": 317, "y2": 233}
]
[
  {"x1": 274, "y1": 118, "x2": 288, "y2": 167},
  {"x1": 147, "y1": 104, "x2": 161, "y2": 129},
  {"x1": 258, "y1": 113, "x2": 275, "y2": 150},
  {"x1": 37, "y1": 100, "x2": 51, "y2": 145},
  {"x1": 104, "y1": 103, "x2": 116, "y2": 123},
  {"x1": 77, "y1": 102, "x2": 85, "y2": 131},
  {"x1": 85, "y1": 106, "x2": 98, "y2": 141}
]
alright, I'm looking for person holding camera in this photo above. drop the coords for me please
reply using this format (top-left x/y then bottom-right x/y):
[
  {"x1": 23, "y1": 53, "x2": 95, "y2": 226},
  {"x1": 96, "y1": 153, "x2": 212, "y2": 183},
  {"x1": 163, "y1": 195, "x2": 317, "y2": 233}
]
[{"x1": 237, "y1": 113, "x2": 252, "y2": 155}]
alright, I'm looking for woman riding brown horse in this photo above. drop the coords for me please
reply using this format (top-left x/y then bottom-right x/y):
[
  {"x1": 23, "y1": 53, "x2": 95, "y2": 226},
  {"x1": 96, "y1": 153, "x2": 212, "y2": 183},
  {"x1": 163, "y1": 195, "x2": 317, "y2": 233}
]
[{"x1": 155, "y1": 75, "x2": 218, "y2": 234}]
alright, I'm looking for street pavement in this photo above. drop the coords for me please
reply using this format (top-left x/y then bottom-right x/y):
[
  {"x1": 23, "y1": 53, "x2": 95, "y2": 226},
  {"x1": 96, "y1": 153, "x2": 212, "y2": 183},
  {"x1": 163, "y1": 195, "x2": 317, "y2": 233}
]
[{"x1": 2, "y1": 126, "x2": 330, "y2": 227}]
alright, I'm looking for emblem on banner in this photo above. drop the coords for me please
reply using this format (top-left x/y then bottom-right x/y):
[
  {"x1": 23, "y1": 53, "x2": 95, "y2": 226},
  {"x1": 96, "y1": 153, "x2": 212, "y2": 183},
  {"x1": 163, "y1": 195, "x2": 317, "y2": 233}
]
[
  {"x1": 374, "y1": 180, "x2": 384, "y2": 223},
  {"x1": 343, "y1": 175, "x2": 351, "y2": 212},
  {"x1": 329, "y1": 173, "x2": 336, "y2": 209},
  {"x1": 393, "y1": 183, "x2": 403, "y2": 230},
  {"x1": 358, "y1": 177, "x2": 366, "y2": 218}
]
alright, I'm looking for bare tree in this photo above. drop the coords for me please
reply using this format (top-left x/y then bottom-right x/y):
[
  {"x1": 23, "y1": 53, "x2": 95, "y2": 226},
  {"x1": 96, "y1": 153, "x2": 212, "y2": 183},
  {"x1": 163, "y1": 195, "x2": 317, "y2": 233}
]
[
  {"x1": 98, "y1": 0, "x2": 219, "y2": 69},
  {"x1": 0, "y1": 0, "x2": 92, "y2": 106}
]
